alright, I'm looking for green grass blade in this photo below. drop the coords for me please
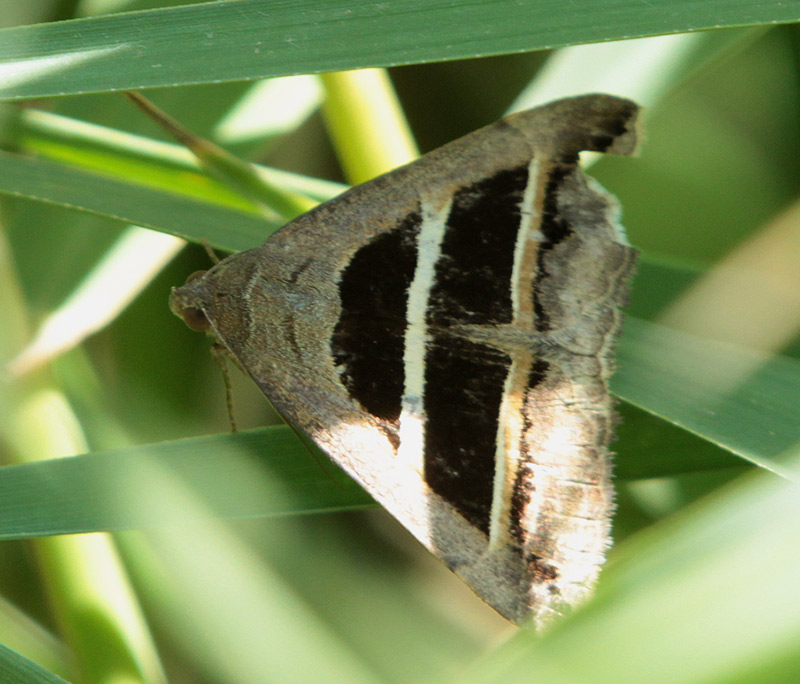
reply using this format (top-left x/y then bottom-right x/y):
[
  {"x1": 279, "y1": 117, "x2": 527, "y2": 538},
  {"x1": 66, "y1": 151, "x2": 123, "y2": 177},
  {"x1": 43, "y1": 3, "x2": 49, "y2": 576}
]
[
  {"x1": 124, "y1": 91, "x2": 316, "y2": 219},
  {"x1": 460, "y1": 462, "x2": 800, "y2": 684},
  {"x1": 8, "y1": 227, "x2": 184, "y2": 376},
  {"x1": 0, "y1": 597, "x2": 70, "y2": 681},
  {"x1": 320, "y1": 69, "x2": 418, "y2": 183},
  {"x1": 0, "y1": 644, "x2": 70, "y2": 684},
  {"x1": 510, "y1": 28, "x2": 761, "y2": 111},
  {"x1": 116, "y1": 517, "x2": 386, "y2": 684},
  {"x1": 17, "y1": 107, "x2": 346, "y2": 204},
  {"x1": 1, "y1": 0, "x2": 799, "y2": 100},
  {"x1": 0, "y1": 382, "x2": 764, "y2": 542},
  {"x1": 614, "y1": 318, "x2": 800, "y2": 478},
  {"x1": 0, "y1": 150, "x2": 276, "y2": 252},
  {"x1": 213, "y1": 74, "x2": 323, "y2": 145},
  {"x1": 0, "y1": 428, "x2": 373, "y2": 540}
]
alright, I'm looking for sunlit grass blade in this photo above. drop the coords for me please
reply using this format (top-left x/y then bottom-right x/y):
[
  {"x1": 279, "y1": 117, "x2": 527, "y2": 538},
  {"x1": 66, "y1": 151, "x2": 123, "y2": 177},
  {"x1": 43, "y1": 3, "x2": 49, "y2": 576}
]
[
  {"x1": 16, "y1": 106, "x2": 346, "y2": 205},
  {"x1": 0, "y1": 191, "x2": 165, "y2": 684},
  {"x1": 125, "y1": 91, "x2": 316, "y2": 220},
  {"x1": 0, "y1": 151, "x2": 276, "y2": 252},
  {"x1": 1, "y1": 381, "x2": 168, "y2": 684},
  {"x1": 214, "y1": 74, "x2": 323, "y2": 145},
  {"x1": 615, "y1": 318, "x2": 800, "y2": 478},
  {"x1": 117, "y1": 506, "x2": 385, "y2": 684},
  {"x1": 659, "y1": 198, "x2": 800, "y2": 358},
  {"x1": 509, "y1": 28, "x2": 762, "y2": 112},
  {"x1": 5, "y1": 88, "x2": 331, "y2": 373},
  {"x1": 321, "y1": 68, "x2": 418, "y2": 183},
  {"x1": 8, "y1": 227, "x2": 183, "y2": 376}
]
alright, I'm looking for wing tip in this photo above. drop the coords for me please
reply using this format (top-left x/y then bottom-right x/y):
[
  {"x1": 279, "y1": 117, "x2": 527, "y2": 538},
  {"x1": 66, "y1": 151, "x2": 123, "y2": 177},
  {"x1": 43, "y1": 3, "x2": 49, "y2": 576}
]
[{"x1": 509, "y1": 93, "x2": 641, "y2": 159}]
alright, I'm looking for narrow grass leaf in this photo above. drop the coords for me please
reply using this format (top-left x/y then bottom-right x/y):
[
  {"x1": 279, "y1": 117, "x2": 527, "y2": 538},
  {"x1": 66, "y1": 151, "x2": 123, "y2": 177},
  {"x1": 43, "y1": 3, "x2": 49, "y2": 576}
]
[
  {"x1": 0, "y1": 150, "x2": 275, "y2": 252},
  {"x1": 0, "y1": 644, "x2": 70, "y2": 684},
  {"x1": 460, "y1": 461, "x2": 800, "y2": 684},
  {"x1": 17, "y1": 107, "x2": 346, "y2": 204},
  {"x1": 8, "y1": 227, "x2": 184, "y2": 376},
  {"x1": 1, "y1": 0, "x2": 799, "y2": 99},
  {"x1": 615, "y1": 317, "x2": 800, "y2": 478},
  {"x1": 0, "y1": 427, "x2": 374, "y2": 540}
]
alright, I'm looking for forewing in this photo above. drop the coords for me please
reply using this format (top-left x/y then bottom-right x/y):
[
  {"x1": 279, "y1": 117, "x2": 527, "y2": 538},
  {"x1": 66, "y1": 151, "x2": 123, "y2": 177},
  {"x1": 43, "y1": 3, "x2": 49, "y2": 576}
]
[{"x1": 169, "y1": 94, "x2": 639, "y2": 626}]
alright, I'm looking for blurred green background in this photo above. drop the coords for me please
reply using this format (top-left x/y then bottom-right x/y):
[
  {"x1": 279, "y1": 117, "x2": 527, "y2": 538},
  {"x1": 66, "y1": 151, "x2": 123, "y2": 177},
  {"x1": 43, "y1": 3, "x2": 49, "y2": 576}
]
[{"x1": 1, "y1": 2, "x2": 799, "y2": 683}]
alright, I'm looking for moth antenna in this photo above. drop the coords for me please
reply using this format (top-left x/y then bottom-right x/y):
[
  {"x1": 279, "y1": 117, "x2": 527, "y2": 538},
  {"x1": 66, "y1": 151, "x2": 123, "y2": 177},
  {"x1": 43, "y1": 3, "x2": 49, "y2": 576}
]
[
  {"x1": 200, "y1": 239, "x2": 221, "y2": 265},
  {"x1": 124, "y1": 90, "x2": 199, "y2": 151},
  {"x1": 210, "y1": 342, "x2": 340, "y2": 487},
  {"x1": 210, "y1": 342, "x2": 238, "y2": 432}
]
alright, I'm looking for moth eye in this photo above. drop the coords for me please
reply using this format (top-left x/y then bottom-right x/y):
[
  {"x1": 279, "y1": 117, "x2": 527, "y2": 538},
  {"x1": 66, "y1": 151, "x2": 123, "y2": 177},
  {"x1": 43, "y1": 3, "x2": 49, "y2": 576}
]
[
  {"x1": 185, "y1": 270, "x2": 208, "y2": 284},
  {"x1": 182, "y1": 307, "x2": 210, "y2": 332}
]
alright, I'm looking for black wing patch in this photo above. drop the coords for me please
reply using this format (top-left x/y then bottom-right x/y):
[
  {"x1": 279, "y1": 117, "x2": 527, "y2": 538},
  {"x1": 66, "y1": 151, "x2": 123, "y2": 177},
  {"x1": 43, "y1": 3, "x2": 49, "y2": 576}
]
[{"x1": 332, "y1": 210, "x2": 422, "y2": 423}]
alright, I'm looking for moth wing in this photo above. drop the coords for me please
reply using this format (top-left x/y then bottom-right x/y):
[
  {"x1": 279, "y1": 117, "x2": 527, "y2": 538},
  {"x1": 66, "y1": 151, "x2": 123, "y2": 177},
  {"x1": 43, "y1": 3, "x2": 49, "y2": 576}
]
[{"x1": 169, "y1": 94, "x2": 640, "y2": 626}]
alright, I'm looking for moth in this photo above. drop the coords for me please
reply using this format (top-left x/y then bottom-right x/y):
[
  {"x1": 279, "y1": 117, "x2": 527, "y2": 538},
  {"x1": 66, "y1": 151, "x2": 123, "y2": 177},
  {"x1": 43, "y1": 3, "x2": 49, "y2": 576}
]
[{"x1": 170, "y1": 94, "x2": 639, "y2": 628}]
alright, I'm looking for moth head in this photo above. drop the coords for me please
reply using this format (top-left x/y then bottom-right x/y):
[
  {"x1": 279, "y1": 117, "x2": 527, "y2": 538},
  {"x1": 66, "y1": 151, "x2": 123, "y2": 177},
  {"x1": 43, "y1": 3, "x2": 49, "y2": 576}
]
[
  {"x1": 169, "y1": 270, "x2": 212, "y2": 332},
  {"x1": 168, "y1": 256, "x2": 255, "y2": 354}
]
